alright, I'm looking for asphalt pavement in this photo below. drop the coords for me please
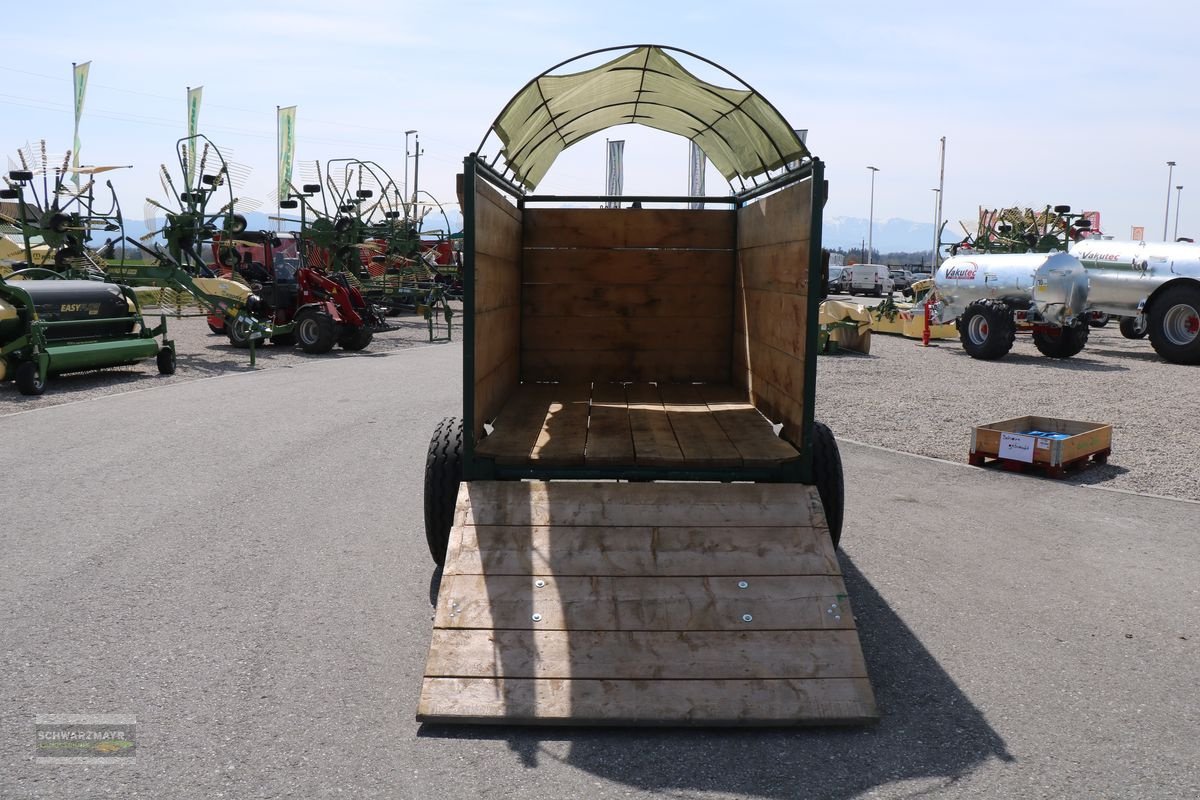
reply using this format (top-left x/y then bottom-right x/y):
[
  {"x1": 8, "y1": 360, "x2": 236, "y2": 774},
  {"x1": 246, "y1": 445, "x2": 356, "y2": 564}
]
[{"x1": 1, "y1": 342, "x2": 1196, "y2": 799}]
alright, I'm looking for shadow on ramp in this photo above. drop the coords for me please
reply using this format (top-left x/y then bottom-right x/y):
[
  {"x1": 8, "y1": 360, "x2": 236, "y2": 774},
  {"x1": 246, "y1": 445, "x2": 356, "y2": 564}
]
[{"x1": 418, "y1": 555, "x2": 1011, "y2": 799}]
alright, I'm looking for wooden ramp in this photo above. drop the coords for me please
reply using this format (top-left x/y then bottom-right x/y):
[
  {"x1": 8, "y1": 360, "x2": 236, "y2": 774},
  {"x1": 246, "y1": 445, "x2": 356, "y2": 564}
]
[{"x1": 417, "y1": 481, "x2": 878, "y2": 726}]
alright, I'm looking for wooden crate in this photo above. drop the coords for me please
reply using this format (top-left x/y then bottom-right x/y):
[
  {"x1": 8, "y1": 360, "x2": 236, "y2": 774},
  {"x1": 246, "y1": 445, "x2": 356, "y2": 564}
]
[
  {"x1": 970, "y1": 415, "x2": 1112, "y2": 477},
  {"x1": 418, "y1": 481, "x2": 878, "y2": 727}
]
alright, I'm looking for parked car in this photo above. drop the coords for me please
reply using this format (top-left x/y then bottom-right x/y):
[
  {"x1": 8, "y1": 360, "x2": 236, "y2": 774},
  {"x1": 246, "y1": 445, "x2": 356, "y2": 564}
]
[
  {"x1": 828, "y1": 266, "x2": 850, "y2": 293},
  {"x1": 847, "y1": 263, "x2": 894, "y2": 297},
  {"x1": 889, "y1": 268, "x2": 915, "y2": 293}
]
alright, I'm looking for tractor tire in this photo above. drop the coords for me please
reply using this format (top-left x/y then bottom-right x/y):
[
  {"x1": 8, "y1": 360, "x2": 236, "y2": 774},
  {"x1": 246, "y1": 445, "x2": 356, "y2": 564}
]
[
  {"x1": 156, "y1": 346, "x2": 176, "y2": 375},
  {"x1": 338, "y1": 327, "x2": 373, "y2": 351},
  {"x1": 1088, "y1": 313, "x2": 1110, "y2": 328},
  {"x1": 807, "y1": 420, "x2": 844, "y2": 549},
  {"x1": 270, "y1": 332, "x2": 296, "y2": 347},
  {"x1": 295, "y1": 309, "x2": 337, "y2": 354},
  {"x1": 226, "y1": 317, "x2": 253, "y2": 349},
  {"x1": 1119, "y1": 315, "x2": 1149, "y2": 339},
  {"x1": 15, "y1": 361, "x2": 46, "y2": 396},
  {"x1": 1032, "y1": 323, "x2": 1089, "y2": 359},
  {"x1": 957, "y1": 299, "x2": 1015, "y2": 360},
  {"x1": 1147, "y1": 283, "x2": 1200, "y2": 365},
  {"x1": 424, "y1": 416, "x2": 464, "y2": 566}
]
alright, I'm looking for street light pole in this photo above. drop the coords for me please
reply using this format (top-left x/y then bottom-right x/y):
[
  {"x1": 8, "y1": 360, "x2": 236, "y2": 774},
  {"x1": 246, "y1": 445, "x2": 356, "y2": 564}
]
[
  {"x1": 930, "y1": 188, "x2": 941, "y2": 269},
  {"x1": 1163, "y1": 160, "x2": 1176, "y2": 241},
  {"x1": 1174, "y1": 185, "x2": 1184, "y2": 241},
  {"x1": 867, "y1": 166, "x2": 879, "y2": 263},
  {"x1": 404, "y1": 129, "x2": 417, "y2": 216}
]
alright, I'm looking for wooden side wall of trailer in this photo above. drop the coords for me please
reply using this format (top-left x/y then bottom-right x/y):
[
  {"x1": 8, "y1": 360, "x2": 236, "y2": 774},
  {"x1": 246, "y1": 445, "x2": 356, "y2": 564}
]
[
  {"x1": 734, "y1": 180, "x2": 813, "y2": 448},
  {"x1": 520, "y1": 208, "x2": 736, "y2": 383},
  {"x1": 471, "y1": 179, "x2": 524, "y2": 439}
]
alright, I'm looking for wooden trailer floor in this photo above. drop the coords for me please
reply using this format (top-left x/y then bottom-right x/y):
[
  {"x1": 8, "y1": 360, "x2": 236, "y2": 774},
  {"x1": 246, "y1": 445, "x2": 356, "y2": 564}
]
[
  {"x1": 474, "y1": 382, "x2": 800, "y2": 469},
  {"x1": 418, "y1": 481, "x2": 878, "y2": 726}
]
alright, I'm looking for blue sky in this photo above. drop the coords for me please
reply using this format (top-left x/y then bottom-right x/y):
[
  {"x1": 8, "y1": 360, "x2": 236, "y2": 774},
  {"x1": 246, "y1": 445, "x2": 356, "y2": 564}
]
[{"x1": 4, "y1": 0, "x2": 1198, "y2": 246}]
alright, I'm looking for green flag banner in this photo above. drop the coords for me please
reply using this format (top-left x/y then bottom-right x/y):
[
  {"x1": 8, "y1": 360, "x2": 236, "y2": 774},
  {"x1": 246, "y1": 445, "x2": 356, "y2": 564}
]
[
  {"x1": 277, "y1": 105, "x2": 296, "y2": 202},
  {"x1": 72, "y1": 61, "x2": 91, "y2": 188},
  {"x1": 187, "y1": 86, "x2": 203, "y2": 187}
]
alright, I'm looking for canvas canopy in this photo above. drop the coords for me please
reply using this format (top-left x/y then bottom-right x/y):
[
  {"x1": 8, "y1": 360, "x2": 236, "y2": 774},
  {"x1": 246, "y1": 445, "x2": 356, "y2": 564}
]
[{"x1": 489, "y1": 45, "x2": 807, "y2": 190}]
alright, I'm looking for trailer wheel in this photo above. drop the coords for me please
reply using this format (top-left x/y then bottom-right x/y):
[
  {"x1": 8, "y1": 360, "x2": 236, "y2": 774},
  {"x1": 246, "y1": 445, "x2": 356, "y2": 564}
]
[
  {"x1": 295, "y1": 309, "x2": 337, "y2": 354},
  {"x1": 1088, "y1": 313, "x2": 1110, "y2": 328},
  {"x1": 156, "y1": 346, "x2": 176, "y2": 375},
  {"x1": 808, "y1": 420, "x2": 844, "y2": 549},
  {"x1": 1032, "y1": 322, "x2": 1089, "y2": 358},
  {"x1": 15, "y1": 361, "x2": 45, "y2": 396},
  {"x1": 338, "y1": 327, "x2": 373, "y2": 351},
  {"x1": 1147, "y1": 284, "x2": 1200, "y2": 365},
  {"x1": 424, "y1": 416, "x2": 463, "y2": 566},
  {"x1": 1119, "y1": 316, "x2": 1149, "y2": 339},
  {"x1": 957, "y1": 299, "x2": 1015, "y2": 360}
]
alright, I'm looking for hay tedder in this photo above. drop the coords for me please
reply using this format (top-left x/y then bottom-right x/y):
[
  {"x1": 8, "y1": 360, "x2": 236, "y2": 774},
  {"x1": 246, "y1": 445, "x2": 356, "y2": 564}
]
[
  {"x1": 416, "y1": 45, "x2": 877, "y2": 727},
  {"x1": 0, "y1": 142, "x2": 174, "y2": 394}
]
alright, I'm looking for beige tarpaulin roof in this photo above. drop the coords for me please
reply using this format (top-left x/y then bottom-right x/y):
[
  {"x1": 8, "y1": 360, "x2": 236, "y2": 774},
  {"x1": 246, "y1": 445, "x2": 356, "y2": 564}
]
[{"x1": 492, "y1": 45, "x2": 807, "y2": 190}]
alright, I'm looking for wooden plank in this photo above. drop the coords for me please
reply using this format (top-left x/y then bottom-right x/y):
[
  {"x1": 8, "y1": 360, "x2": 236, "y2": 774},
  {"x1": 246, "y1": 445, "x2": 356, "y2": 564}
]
[
  {"x1": 473, "y1": 355, "x2": 519, "y2": 437},
  {"x1": 521, "y1": 316, "x2": 729, "y2": 353},
  {"x1": 474, "y1": 385, "x2": 557, "y2": 464},
  {"x1": 522, "y1": 249, "x2": 733, "y2": 285},
  {"x1": 624, "y1": 383, "x2": 685, "y2": 467},
  {"x1": 446, "y1": 524, "x2": 838, "y2": 577},
  {"x1": 473, "y1": 305, "x2": 520, "y2": 381},
  {"x1": 737, "y1": 240, "x2": 812, "y2": 294},
  {"x1": 457, "y1": 480, "x2": 818, "y2": 527},
  {"x1": 524, "y1": 208, "x2": 735, "y2": 250},
  {"x1": 657, "y1": 383, "x2": 743, "y2": 467},
  {"x1": 425, "y1": 629, "x2": 867, "y2": 680},
  {"x1": 584, "y1": 382, "x2": 634, "y2": 466},
  {"x1": 521, "y1": 349, "x2": 730, "y2": 384},
  {"x1": 417, "y1": 677, "x2": 878, "y2": 726},
  {"x1": 473, "y1": 252, "x2": 522, "y2": 314},
  {"x1": 528, "y1": 382, "x2": 592, "y2": 466},
  {"x1": 473, "y1": 187, "x2": 522, "y2": 261},
  {"x1": 521, "y1": 284, "x2": 732, "y2": 319},
  {"x1": 737, "y1": 179, "x2": 813, "y2": 250},
  {"x1": 434, "y1": 573, "x2": 854, "y2": 631},
  {"x1": 738, "y1": 286, "x2": 809, "y2": 360},
  {"x1": 697, "y1": 385, "x2": 800, "y2": 467}
]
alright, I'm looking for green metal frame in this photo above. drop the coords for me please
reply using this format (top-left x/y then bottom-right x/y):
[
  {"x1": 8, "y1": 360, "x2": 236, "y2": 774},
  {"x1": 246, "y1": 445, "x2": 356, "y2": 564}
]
[{"x1": 459, "y1": 154, "x2": 824, "y2": 484}]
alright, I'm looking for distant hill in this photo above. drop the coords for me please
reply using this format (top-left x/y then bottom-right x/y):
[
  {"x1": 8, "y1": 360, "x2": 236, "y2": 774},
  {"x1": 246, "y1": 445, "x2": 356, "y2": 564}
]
[{"x1": 823, "y1": 216, "x2": 937, "y2": 254}]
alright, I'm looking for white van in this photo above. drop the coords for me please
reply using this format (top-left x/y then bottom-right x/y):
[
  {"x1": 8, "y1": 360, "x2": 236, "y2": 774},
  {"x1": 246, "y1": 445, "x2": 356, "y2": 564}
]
[{"x1": 847, "y1": 263, "x2": 894, "y2": 297}]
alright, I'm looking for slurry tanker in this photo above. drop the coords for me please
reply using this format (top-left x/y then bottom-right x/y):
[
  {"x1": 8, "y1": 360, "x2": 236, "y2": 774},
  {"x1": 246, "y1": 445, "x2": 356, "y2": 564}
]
[{"x1": 934, "y1": 241, "x2": 1200, "y2": 365}]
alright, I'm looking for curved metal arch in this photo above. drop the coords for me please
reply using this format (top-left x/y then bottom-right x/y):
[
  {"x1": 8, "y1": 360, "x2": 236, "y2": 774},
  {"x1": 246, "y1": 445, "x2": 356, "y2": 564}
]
[{"x1": 476, "y1": 44, "x2": 806, "y2": 191}]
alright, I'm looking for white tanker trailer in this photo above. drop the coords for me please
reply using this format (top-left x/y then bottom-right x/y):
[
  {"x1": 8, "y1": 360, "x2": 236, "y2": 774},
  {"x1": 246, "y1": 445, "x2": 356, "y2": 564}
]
[
  {"x1": 933, "y1": 252, "x2": 1091, "y2": 360},
  {"x1": 1068, "y1": 238, "x2": 1200, "y2": 365}
]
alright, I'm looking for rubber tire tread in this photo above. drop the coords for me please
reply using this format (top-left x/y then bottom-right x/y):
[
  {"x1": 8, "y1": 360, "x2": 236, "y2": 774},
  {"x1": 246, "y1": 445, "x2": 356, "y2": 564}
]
[
  {"x1": 338, "y1": 327, "x2": 373, "y2": 351},
  {"x1": 957, "y1": 299, "x2": 1016, "y2": 360},
  {"x1": 424, "y1": 416, "x2": 463, "y2": 566},
  {"x1": 808, "y1": 420, "x2": 845, "y2": 549},
  {"x1": 1119, "y1": 316, "x2": 1149, "y2": 340},
  {"x1": 1147, "y1": 283, "x2": 1200, "y2": 365},
  {"x1": 15, "y1": 361, "x2": 45, "y2": 396},
  {"x1": 156, "y1": 347, "x2": 176, "y2": 375},
  {"x1": 296, "y1": 309, "x2": 337, "y2": 354},
  {"x1": 1032, "y1": 323, "x2": 1089, "y2": 358}
]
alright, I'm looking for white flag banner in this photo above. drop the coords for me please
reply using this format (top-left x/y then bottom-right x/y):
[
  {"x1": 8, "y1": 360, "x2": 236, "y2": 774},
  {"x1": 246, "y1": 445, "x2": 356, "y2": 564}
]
[
  {"x1": 277, "y1": 106, "x2": 297, "y2": 202},
  {"x1": 71, "y1": 61, "x2": 91, "y2": 188},
  {"x1": 606, "y1": 139, "x2": 624, "y2": 207},
  {"x1": 688, "y1": 140, "x2": 706, "y2": 209},
  {"x1": 187, "y1": 86, "x2": 203, "y2": 187}
]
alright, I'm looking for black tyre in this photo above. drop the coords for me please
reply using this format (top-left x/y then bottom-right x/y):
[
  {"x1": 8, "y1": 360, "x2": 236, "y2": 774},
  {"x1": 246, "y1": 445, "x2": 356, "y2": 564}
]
[
  {"x1": 1147, "y1": 284, "x2": 1200, "y2": 365},
  {"x1": 424, "y1": 416, "x2": 464, "y2": 566},
  {"x1": 1032, "y1": 322, "x2": 1089, "y2": 359},
  {"x1": 271, "y1": 332, "x2": 296, "y2": 347},
  {"x1": 957, "y1": 299, "x2": 1016, "y2": 360},
  {"x1": 226, "y1": 317, "x2": 253, "y2": 349},
  {"x1": 338, "y1": 327, "x2": 373, "y2": 351},
  {"x1": 295, "y1": 309, "x2": 337, "y2": 354},
  {"x1": 808, "y1": 421, "x2": 844, "y2": 549},
  {"x1": 1119, "y1": 315, "x2": 1149, "y2": 339},
  {"x1": 15, "y1": 361, "x2": 46, "y2": 396},
  {"x1": 1088, "y1": 313, "x2": 1110, "y2": 328},
  {"x1": 156, "y1": 346, "x2": 176, "y2": 375}
]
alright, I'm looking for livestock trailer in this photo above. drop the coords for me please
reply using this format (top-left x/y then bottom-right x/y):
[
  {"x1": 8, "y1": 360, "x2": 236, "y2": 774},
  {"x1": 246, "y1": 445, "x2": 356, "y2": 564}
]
[{"x1": 418, "y1": 45, "x2": 877, "y2": 726}]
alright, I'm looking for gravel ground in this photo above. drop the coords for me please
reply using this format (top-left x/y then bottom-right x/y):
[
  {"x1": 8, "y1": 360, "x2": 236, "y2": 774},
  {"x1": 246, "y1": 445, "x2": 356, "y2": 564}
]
[
  {"x1": 0, "y1": 304, "x2": 458, "y2": 416},
  {"x1": 814, "y1": 321, "x2": 1200, "y2": 501}
]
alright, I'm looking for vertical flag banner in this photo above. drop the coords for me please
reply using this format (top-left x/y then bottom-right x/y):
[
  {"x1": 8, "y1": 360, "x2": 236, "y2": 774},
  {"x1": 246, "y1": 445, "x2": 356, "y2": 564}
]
[
  {"x1": 187, "y1": 86, "x2": 203, "y2": 187},
  {"x1": 71, "y1": 61, "x2": 91, "y2": 188},
  {"x1": 277, "y1": 106, "x2": 296, "y2": 202},
  {"x1": 688, "y1": 140, "x2": 706, "y2": 209},
  {"x1": 606, "y1": 139, "x2": 624, "y2": 207}
]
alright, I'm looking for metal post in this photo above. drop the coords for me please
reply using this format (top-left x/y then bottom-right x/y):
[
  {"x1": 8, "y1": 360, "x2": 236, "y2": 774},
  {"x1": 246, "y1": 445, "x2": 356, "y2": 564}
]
[
  {"x1": 930, "y1": 188, "x2": 941, "y2": 269},
  {"x1": 412, "y1": 134, "x2": 421, "y2": 212},
  {"x1": 867, "y1": 166, "x2": 879, "y2": 263},
  {"x1": 1174, "y1": 185, "x2": 1184, "y2": 241},
  {"x1": 934, "y1": 136, "x2": 945, "y2": 269},
  {"x1": 1163, "y1": 161, "x2": 1176, "y2": 241},
  {"x1": 404, "y1": 130, "x2": 416, "y2": 216}
]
